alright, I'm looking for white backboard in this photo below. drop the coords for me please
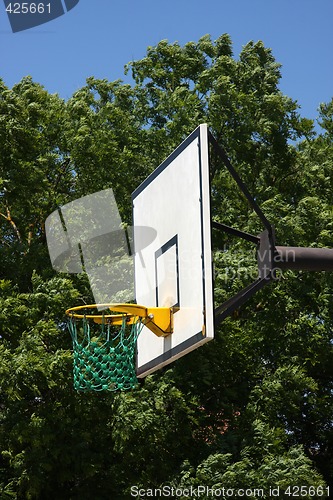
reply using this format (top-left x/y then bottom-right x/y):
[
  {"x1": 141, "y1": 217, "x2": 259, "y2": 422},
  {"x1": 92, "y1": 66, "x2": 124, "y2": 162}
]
[{"x1": 132, "y1": 124, "x2": 214, "y2": 377}]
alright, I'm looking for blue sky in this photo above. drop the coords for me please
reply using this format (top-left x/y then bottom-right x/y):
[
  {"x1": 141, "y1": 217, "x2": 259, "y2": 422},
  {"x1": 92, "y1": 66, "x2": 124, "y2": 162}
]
[{"x1": 1, "y1": 0, "x2": 332, "y2": 124}]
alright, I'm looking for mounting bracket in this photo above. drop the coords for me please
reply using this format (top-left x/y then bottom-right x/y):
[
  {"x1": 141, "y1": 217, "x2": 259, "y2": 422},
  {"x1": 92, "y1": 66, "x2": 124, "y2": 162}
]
[{"x1": 209, "y1": 131, "x2": 333, "y2": 326}]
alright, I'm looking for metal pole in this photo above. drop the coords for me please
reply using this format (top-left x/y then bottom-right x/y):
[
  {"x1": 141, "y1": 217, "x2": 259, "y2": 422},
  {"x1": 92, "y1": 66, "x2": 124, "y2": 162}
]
[{"x1": 275, "y1": 246, "x2": 333, "y2": 272}]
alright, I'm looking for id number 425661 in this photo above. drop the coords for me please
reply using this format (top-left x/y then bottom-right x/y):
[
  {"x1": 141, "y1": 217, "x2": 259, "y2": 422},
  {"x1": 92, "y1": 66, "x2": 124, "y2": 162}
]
[
  {"x1": 284, "y1": 485, "x2": 330, "y2": 497},
  {"x1": 5, "y1": 3, "x2": 51, "y2": 14}
]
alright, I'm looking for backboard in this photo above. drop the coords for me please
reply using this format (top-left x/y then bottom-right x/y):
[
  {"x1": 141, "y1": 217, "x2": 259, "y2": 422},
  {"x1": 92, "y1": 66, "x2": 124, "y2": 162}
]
[{"x1": 132, "y1": 124, "x2": 214, "y2": 377}]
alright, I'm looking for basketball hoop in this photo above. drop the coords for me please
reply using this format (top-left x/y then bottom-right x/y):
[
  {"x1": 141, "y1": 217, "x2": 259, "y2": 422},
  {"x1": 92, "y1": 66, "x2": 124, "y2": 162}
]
[{"x1": 66, "y1": 304, "x2": 173, "y2": 392}]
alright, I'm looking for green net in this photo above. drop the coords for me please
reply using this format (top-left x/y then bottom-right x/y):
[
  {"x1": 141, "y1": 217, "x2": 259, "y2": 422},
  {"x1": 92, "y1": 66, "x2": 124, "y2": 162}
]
[{"x1": 67, "y1": 313, "x2": 144, "y2": 392}]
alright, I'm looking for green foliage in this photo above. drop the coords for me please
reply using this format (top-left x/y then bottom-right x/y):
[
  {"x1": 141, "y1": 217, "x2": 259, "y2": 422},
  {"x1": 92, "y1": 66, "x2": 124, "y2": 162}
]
[
  {"x1": 0, "y1": 35, "x2": 332, "y2": 497},
  {"x1": 171, "y1": 444, "x2": 325, "y2": 496}
]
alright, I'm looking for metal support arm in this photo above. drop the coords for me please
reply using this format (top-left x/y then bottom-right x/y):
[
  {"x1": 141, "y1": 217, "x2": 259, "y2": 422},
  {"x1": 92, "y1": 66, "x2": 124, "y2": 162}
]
[
  {"x1": 212, "y1": 220, "x2": 260, "y2": 245},
  {"x1": 214, "y1": 275, "x2": 272, "y2": 327}
]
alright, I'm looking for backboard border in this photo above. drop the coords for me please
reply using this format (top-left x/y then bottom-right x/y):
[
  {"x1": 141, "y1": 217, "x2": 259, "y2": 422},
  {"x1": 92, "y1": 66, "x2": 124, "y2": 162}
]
[
  {"x1": 132, "y1": 127, "x2": 205, "y2": 198},
  {"x1": 155, "y1": 234, "x2": 180, "y2": 308}
]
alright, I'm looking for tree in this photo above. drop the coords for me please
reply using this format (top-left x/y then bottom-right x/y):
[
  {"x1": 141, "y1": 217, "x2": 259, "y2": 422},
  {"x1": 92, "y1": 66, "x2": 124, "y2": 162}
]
[
  {"x1": 0, "y1": 35, "x2": 332, "y2": 497},
  {"x1": 0, "y1": 77, "x2": 72, "y2": 289}
]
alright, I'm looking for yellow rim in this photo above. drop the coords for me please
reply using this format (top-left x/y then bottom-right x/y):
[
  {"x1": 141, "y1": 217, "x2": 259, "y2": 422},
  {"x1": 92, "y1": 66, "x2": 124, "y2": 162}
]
[
  {"x1": 65, "y1": 303, "x2": 149, "y2": 324},
  {"x1": 66, "y1": 303, "x2": 174, "y2": 337}
]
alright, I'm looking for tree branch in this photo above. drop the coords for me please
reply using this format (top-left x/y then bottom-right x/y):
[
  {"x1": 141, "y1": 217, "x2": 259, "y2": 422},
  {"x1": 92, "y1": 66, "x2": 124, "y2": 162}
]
[{"x1": 0, "y1": 207, "x2": 22, "y2": 243}]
